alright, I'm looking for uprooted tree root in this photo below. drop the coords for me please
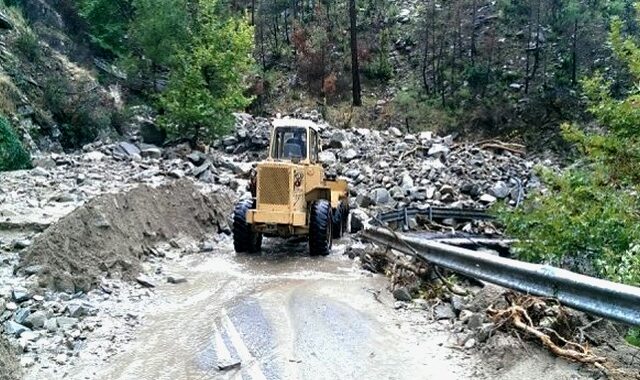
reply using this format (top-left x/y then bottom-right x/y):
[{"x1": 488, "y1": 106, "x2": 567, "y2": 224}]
[{"x1": 488, "y1": 293, "x2": 608, "y2": 369}]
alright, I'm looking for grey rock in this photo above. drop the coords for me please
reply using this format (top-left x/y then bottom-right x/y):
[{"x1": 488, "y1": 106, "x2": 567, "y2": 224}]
[
  {"x1": 464, "y1": 338, "x2": 476, "y2": 349},
  {"x1": 187, "y1": 152, "x2": 206, "y2": 165},
  {"x1": 14, "y1": 308, "x2": 31, "y2": 325},
  {"x1": 340, "y1": 148, "x2": 358, "y2": 163},
  {"x1": 450, "y1": 295, "x2": 466, "y2": 312},
  {"x1": 55, "y1": 317, "x2": 78, "y2": 330},
  {"x1": 435, "y1": 303, "x2": 456, "y2": 320},
  {"x1": 140, "y1": 147, "x2": 162, "y2": 159},
  {"x1": 25, "y1": 311, "x2": 47, "y2": 329},
  {"x1": 422, "y1": 159, "x2": 445, "y2": 171},
  {"x1": 439, "y1": 185, "x2": 455, "y2": 196},
  {"x1": 418, "y1": 131, "x2": 433, "y2": 141},
  {"x1": 12, "y1": 288, "x2": 30, "y2": 303},
  {"x1": 67, "y1": 302, "x2": 92, "y2": 318},
  {"x1": 400, "y1": 173, "x2": 414, "y2": 190},
  {"x1": 31, "y1": 167, "x2": 49, "y2": 177},
  {"x1": 200, "y1": 241, "x2": 215, "y2": 252},
  {"x1": 389, "y1": 127, "x2": 403, "y2": 138},
  {"x1": 3, "y1": 321, "x2": 30, "y2": 337},
  {"x1": 44, "y1": 318, "x2": 58, "y2": 332},
  {"x1": 136, "y1": 274, "x2": 156, "y2": 288},
  {"x1": 475, "y1": 323, "x2": 494, "y2": 343},
  {"x1": 369, "y1": 188, "x2": 391, "y2": 205},
  {"x1": 192, "y1": 161, "x2": 212, "y2": 178},
  {"x1": 467, "y1": 313, "x2": 484, "y2": 330},
  {"x1": 223, "y1": 136, "x2": 238, "y2": 146},
  {"x1": 84, "y1": 151, "x2": 105, "y2": 161},
  {"x1": 167, "y1": 275, "x2": 187, "y2": 284},
  {"x1": 319, "y1": 151, "x2": 337, "y2": 165},
  {"x1": 329, "y1": 131, "x2": 350, "y2": 149},
  {"x1": 490, "y1": 181, "x2": 510, "y2": 199},
  {"x1": 479, "y1": 194, "x2": 497, "y2": 203},
  {"x1": 11, "y1": 239, "x2": 32, "y2": 250},
  {"x1": 115, "y1": 142, "x2": 141, "y2": 157},
  {"x1": 428, "y1": 144, "x2": 450, "y2": 158},
  {"x1": 392, "y1": 287, "x2": 412, "y2": 302}
]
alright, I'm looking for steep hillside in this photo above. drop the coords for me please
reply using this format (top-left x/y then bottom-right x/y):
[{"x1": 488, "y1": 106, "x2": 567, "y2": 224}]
[{"x1": 0, "y1": 1, "x2": 120, "y2": 152}]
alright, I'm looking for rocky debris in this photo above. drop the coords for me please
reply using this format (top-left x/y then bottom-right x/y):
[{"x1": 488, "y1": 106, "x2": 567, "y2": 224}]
[
  {"x1": 136, "y1": 274, "x2": 156, "y2": 288},
  {"x1": 19, "y1": 180, "x2": 233, "y2": 292},
  {"x1": 213, "y1": 112, "x2": 545, "y2": 236},
  {"x1": 392, "y1": 287, "x2": 413, "y2": 302},
  {"x1": 167, "y1": 274, "x2": 187, "y2": 284}
]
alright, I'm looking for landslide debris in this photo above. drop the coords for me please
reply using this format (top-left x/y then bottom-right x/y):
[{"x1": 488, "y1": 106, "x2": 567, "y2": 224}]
[
  {"x1": 19, "y1": 179, "x2": 232, "y2": 292},
  {"x1": 0, "y1": 337, "x2": 21, "y2": 380}
]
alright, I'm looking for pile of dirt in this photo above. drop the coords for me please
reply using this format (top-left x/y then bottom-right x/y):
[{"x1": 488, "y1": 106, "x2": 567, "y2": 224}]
[
  {"x1": 19, "y1": 179, "x2": 233, "y2": 291},
  {"x1": 0, "y1": 337, "x2": 21, "y2": 380}
]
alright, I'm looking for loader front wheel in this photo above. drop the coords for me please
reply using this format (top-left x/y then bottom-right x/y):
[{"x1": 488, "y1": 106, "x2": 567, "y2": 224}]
[
  {"x1": 233, "y1": 199, "x2": 262, "y2": 254},
  {"x1": 309, "y1": 200, "x2": 332, "y2": 257}
]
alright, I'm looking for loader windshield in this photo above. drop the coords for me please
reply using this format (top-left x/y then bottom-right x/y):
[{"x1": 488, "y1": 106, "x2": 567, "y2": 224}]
[{"x1": 271, "y1": 127, "x2": 307, "y2": 160}]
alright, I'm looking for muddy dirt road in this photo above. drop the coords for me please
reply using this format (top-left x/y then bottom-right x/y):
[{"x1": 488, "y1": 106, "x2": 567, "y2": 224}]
[{"x1": 67, "y1": 239, "x2": 477, "y2": 380}]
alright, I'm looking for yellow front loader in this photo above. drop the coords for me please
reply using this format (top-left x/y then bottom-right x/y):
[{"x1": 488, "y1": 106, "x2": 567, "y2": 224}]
[{"x1": 233, "y1": 119, "x2": 349, "y2": 256}]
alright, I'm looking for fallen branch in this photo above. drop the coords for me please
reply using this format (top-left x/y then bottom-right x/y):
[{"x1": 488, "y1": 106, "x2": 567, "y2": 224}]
[{"x1": 488, "y1": 298, "x2": 607, "y2": 365}]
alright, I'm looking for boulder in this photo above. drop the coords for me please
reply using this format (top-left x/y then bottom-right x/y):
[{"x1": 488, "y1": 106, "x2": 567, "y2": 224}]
[{"x1": 489, "y1": 181, "x2": 510, "y2": 199}]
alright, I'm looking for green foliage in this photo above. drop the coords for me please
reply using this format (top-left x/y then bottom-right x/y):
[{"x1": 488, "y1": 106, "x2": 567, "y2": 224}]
[
  {"x1": 14, "y1": 30, "x2": 40, "y2": 61},
  {"x1": 363, "y1": 30, "x2": 393, "y2": 81},
  {"x1": 129, "y1": 0, "x2": 189, "y2": 69},
  {"x1": 392, "y1": 89, "x2": 455, "y2": 132},
  {"x1": 77, "y1": 0, "x2": 133, "y2": 56},
  {"x1": 626, "y1": 327, "x2": 640, "y2": 347},
  {"x1": 498, "y1": 166, "x2": 640, "y2": 284},
  {"x1": 497, "y1": 4, "x2": 640, "y2": 286},
  {"x1": 0, "y1": 116, "x2": 31, "y2": 172},
  {"x1": 159, "y1": 1, "x2": 255, "y2": 143}
]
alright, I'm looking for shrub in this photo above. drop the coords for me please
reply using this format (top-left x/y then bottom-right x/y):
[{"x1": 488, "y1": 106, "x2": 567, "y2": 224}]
[
  {"x1": 391, "y1": 89, "x2": 455, "y2": 132},
  {"x1": 0, "y1": 116, "x2": 31, "y2": 172},
  {"x1": 14, "y1": 30, "x2": 40, "y2": 61},
  {"x1": 497, "y1": 165, "x2": 640, "y2": 285}
]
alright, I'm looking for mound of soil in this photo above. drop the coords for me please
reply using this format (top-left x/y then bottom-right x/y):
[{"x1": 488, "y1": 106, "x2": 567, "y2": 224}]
[
  {"x1": 20, "y1": 179, "x2": 233, "y2": 291},
  {"x1": 0, "y1": 338, "x2": 21, "y2": 380}
]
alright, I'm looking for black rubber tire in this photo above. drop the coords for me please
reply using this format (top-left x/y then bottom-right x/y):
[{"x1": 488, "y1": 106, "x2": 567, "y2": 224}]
[
  {"x1": 233, "y1": 199, "x2": 262, "y2": 253},
  {"x1": 309, "y1": 200, "x2": 333, "y2": 256},
  {"x1": 332, "y1": 202, "x2": 349, "y2": 239},
  {"x1": 332, "y1": 204, "x2": 344, "y2": 239},
  {"x1": 341, "y1": 203, "x2": 349, "y2": 234}
]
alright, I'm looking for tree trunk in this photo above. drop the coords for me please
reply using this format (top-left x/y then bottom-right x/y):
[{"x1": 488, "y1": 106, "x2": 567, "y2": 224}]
[{"x1": 349, "y1": 0, "x2": 362, "y2": 106}]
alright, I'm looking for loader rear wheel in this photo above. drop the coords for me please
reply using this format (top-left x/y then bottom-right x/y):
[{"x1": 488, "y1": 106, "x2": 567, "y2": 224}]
[
  {"x1": 332, "y1": 203, "x2": 348, "y2": 239},
  {"x1": 309, "y1": 200, "x2": 332, "y2": 257},
  {"x1": 233, "y1": 199, "x2": 262, "y2": 253}
]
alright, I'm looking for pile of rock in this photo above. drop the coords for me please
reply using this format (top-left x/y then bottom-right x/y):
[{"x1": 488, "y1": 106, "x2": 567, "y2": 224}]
[
  {"x1": 0, "y1": 279, "x2": 149, "y2": 370},
  {"x1": 212, "y1": 113, "x2": 273, "y2": 154},
  {"x1": 217, "y1": 113, "x2": 544, "y2": 218},
  {"x1": 317, "y1": 126, "x2": 540, "y2": 211}
]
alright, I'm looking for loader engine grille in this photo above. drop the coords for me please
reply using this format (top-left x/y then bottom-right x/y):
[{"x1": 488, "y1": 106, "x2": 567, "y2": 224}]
[{"x1": 258, "y1": 166, "x2": 291, "y2": 205}]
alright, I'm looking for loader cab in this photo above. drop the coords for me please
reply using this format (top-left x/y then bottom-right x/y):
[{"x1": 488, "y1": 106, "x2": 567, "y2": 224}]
[{"x1": 269, "y1": 120, "x2": 320, "y2": 164}]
